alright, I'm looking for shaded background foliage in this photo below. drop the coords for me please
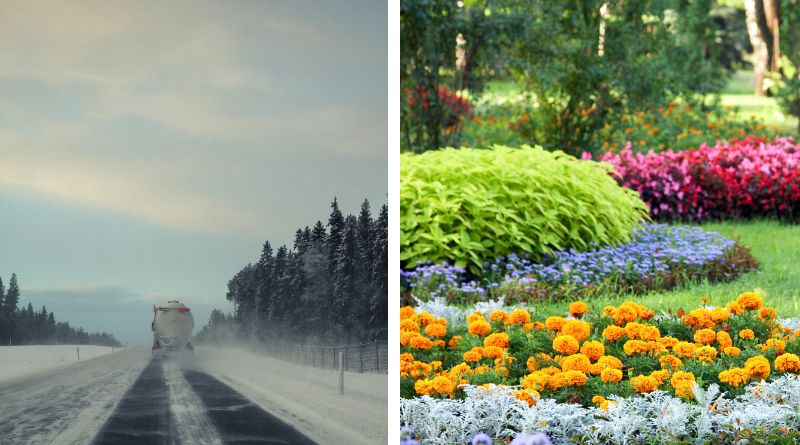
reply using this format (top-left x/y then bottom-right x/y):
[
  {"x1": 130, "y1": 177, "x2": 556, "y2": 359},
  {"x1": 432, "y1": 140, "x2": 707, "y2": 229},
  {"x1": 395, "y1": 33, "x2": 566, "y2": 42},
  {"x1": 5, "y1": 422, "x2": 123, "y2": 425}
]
[{"x1": 401, "y1": 0, "x2": 799, "y2": 153}]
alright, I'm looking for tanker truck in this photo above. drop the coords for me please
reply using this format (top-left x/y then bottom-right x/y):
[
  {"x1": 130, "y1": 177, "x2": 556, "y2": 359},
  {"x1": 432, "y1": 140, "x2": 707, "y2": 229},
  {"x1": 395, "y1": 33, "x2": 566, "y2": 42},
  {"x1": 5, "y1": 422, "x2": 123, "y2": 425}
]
[{"x1": 152, "y1": 300, "x2": 194, "y2": 354}]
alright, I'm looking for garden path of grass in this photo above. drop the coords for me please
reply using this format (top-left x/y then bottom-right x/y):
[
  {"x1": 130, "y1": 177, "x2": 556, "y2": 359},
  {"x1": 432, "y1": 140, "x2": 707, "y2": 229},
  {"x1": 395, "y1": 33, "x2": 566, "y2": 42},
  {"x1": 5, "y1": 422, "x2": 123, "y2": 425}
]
[{"x1": 530, "y1": 220, "x2": 800, "y2": 317}]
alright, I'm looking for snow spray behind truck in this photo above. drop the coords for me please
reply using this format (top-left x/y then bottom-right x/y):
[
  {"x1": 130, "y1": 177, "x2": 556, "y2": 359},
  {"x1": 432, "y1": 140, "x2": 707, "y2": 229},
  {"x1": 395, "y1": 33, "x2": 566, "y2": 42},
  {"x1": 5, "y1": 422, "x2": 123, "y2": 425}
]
[{"x1": 152, "y1": 300, "x2": 194, "y2": 354}]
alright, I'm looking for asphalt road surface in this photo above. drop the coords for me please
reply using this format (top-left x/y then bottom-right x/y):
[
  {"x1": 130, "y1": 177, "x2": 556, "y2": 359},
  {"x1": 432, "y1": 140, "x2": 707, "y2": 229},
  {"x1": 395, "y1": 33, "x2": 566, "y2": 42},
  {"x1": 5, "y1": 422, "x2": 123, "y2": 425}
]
[{"x1": 0, "y1": 348, "x2": 318, "y2": 445}]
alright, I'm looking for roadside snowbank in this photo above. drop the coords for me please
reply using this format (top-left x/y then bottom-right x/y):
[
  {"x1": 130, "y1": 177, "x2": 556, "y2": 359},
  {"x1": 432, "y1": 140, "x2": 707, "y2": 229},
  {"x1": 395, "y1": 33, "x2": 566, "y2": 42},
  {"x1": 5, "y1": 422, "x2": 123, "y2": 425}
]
[
  {"x1": 191, "y1": 347, "x2": 388, "y2": 445},
  {"x1": 0, "y1": 344, "x2": 122, "y2": 382}
]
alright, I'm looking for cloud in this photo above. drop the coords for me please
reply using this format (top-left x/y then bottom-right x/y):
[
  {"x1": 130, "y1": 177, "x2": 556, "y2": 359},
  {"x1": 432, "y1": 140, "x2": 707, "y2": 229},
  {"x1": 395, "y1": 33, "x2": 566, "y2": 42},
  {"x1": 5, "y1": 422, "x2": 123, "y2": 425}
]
[{"x1": 0, "y1": 0, "x2": 387, "y2": 238}]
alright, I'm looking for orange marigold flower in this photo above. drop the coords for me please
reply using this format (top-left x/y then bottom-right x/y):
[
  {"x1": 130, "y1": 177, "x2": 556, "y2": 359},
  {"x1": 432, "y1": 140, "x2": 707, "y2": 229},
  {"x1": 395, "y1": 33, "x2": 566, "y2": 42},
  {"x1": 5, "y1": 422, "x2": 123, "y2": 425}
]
[
  {"x1": 545, "y1": 316, "x2": 566, "y2": 332},
  {"x1": 776, "y1": 353, "x2": 800, "y2": 373},
  {"x1": 710, "y1": 307, "x2": 730, "y2": 323},
  {"x1": 522, "y1": 323, "x2": 534, "y2": 333},
  {"x1": 602, "y1": 325, "x2": 626, "y2": 342},
  {"x1": 580, "y1": 340, "x2": 605, "y2": 362},
  {"x1": 484, "y1": 332, "x2": 510, "y2": 349},
  {"x1": 463, "y1": 347, "x2": 483, "y2": 362},
  {"x1": 466, "y1": 312, "x2": 485, "y2": 324},
  {"x1": 745, "y1": 356, "x2": 771, "y2": 380},
  {"x1": 658, "y1": 336, "x2": 679, "y2": 348},
  {"x1": 417, "y1": 311, "x2": 434, "y2": 326},
  {"x1": 759, "y1": 307, "x2": 777, "y2": 321},
  {"x1": 510, "y1": 309, "x2": 531, "y2": 325},
  {"x1": 694, "y1": 329, "x2": 717, "y2": 345},
  {"x1": 647, "y1": 341, "x2": 666, "y2": 354},
  {"x1": 569, "y1": 301, "x2": 589, "y2": 318},
  {"x1": 613, "y1": 302, "x2": 640, "y2": 325},
  {"x1": 739, "y1": 329, "x2": 755, "y2": 340},
  {"x1": 482, "y1": 345, "x2": 504, "y2": 359},
  {"x1": 526, "y1": 356, "x2": 537, "y2": 372},
  {"x1": 694, "y1": 345, "x2": 718, "y2": 363},
  {"x1": 639, "y1": 308, "x2": 655, "y2": 320},
  {"x1": 563, "y1": 370, "x2": 588, "y2": 387},
  {"x1": 737, "y1": 291, "x2": 763, "y2": 311},
  {"x1": 433, "y1": 339, "x2": 445, "y2": 348},
  {"x1": 601, "y1": 368, "x2": 623, "y2": 383},
  {"x1": 762, "y1": 338, "x2": 786, "y2": 354},
  {"x1": 719, "y1": 368, "x2": 749, "y2": 387},
  {"x1": 659, "y1": 354, "x2": 683, "y2": 371},
  {"x1": 671, "y1": 371, "x2": 697, "y2": 398},
  {"x1": 601, "y1": 305, "x2": 615, "y2": 317},
  {"x1": 414, "y1": 378, "x2": 435, "y2": 395},
  {"x1": 468, "y1": 319, "x2": 492, "y2": 336},
  {"x1": 683, "y1": 308, "x2": 714, "y2": 329},
  {"x1": 631, "y1": 375, "x2": 660, "y2": 393},
  {"x1": 553, "y1": 335, "x2": 580, "y2": 355},
  {"x1": 561, "y1": 319, "x2": 591, "y2": 342},
  {"x1": 490, "y1": 310, "x2": 510, "y2": 323},
  {"x1": 723, "y1": 346, "x2": 741, "y2": 356},
  {"x1": 561, "y1": 354, "x2": 591, "y2": 373},
  {"x1": 597, "y1": 355, "x2": 624, "y2": 370},
  {"x1": 650, "y1": 369, "x2": 670, "y2": 385},
  {"x1": 521, "y1": 372, "x2": 549, "y2": 391},
  {"x1": 424, "y1": 323, "x2": 447, "y2": 338},
  {"x1": 432, "y1": 375, "x2": 456, "y2": 394},
  {"x1": 408, "y1": 335, "x2": 433, "y2": 350},
  {"x1": 673, "y1": 341, "x2": 697, "y2": 359},
  {"x1": 716, "y1": 331, "x2": 732, "y2": 349},
  {"x1": 400, "y1": 306, "x2": 415, "y2": 319},
  {"x1": 401, "y1": 319, "x2": 420, "y2": 333},
  {"x1": 726, "y1": 301, "x2": 744, "y2": 315},
  {"x1": 448, "y1": 336, "x2": 462, "y2": 349},
  {"x1": 623, "y1": 339, "x2": 649, "y2": 355}
]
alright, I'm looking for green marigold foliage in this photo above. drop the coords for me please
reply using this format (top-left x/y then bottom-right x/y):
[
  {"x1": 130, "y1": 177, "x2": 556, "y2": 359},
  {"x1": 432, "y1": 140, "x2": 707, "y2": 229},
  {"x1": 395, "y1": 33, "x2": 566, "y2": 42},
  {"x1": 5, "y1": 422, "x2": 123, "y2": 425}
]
[{"x1": 400, "y1": 146, "x2": 650, "y2": 273}]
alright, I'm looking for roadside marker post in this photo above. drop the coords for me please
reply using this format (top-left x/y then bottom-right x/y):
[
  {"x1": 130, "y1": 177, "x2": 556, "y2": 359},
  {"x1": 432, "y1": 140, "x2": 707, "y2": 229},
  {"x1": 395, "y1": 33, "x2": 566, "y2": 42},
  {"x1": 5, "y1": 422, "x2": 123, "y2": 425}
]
[{"x1": 339, "y1": 351, "x2": 344, "y2": 395}]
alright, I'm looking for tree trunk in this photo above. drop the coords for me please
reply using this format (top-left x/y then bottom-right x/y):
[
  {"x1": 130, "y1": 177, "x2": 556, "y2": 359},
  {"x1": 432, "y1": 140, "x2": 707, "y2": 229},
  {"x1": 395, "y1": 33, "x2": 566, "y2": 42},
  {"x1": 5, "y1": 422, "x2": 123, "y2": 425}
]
[{"x1": 746, "y1": 0, "x2": 770, "y2": 96}]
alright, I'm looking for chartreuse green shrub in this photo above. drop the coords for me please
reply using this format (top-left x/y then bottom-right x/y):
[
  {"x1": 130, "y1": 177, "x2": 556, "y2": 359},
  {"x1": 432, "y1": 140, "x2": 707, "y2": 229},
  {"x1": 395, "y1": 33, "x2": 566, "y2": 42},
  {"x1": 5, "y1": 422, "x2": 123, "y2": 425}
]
[{"x1": 400, "y1": 145, "x2": 649, "y2": 274}]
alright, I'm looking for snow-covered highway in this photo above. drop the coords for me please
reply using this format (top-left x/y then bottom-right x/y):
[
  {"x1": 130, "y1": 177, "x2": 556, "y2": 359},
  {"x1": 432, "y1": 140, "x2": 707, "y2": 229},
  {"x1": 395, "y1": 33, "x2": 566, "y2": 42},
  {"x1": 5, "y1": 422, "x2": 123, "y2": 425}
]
[{"x1": 0, "y1": 346, "x2": 387, "y2": 445}]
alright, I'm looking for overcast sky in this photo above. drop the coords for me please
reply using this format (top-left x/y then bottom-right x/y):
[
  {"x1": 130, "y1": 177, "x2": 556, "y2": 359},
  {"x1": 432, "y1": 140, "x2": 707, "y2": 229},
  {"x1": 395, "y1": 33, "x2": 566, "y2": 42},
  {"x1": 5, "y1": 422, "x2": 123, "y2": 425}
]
[{"x1": 0, "y1": 1, "x2": 387, "y2": 344}]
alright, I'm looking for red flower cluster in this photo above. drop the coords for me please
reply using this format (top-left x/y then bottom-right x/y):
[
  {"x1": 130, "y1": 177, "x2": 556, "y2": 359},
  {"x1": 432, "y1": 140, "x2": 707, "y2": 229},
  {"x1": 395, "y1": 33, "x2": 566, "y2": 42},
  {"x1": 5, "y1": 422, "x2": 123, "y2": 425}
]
[
  {"x1": 404, "y1": 85, "x2": 471, "y2": 129},
  {"x1": 585, "y1": 136, "x2": 800, "y2": 221}
]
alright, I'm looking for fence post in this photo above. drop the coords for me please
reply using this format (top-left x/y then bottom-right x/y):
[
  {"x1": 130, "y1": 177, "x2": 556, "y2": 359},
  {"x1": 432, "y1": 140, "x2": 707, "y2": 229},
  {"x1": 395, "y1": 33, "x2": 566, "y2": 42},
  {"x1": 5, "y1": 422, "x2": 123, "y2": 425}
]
[
  {"x1": 375, "y1": 340, "x2": 379, "y2": 372},
  {"x1": 77, "y1": 345, "x2": 80, "y2": 361},
  {"x1": 339, "y1": 351, "x2": 344, "y2": 395},
  {"x1": 359, "y1": 343, "x2": 363, "y2": 373}
]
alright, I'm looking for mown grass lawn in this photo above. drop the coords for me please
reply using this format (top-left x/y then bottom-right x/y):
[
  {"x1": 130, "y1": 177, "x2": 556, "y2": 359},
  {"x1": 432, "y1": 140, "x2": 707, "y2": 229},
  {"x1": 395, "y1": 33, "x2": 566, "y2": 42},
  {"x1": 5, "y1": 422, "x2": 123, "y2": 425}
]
[
  {"x1": 717, "y1": 70, "x2": 799, "y2": 134},
  {"x1": 530, "y1": 220, "x2": 800, "y2": 317}
]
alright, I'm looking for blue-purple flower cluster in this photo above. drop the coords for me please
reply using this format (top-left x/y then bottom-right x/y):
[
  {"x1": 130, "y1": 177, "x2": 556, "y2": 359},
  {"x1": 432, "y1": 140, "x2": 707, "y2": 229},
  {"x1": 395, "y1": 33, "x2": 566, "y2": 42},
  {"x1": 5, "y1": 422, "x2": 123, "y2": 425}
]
[{"x1": 401, "y1": 224, "x2": 739, "y2": 302}]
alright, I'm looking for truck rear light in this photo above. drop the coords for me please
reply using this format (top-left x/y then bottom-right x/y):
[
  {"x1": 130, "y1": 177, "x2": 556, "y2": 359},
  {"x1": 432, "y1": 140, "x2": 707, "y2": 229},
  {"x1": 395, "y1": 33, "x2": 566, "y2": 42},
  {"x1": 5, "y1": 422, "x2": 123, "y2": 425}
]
[{"x1": 179, "y1": 307, "x2": 190, "y2": 312}]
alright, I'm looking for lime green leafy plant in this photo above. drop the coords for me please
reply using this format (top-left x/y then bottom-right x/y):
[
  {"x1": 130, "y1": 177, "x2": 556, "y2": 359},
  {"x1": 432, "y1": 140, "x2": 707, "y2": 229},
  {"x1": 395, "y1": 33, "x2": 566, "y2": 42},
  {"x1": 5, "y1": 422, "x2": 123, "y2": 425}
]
[{"x1": 400, "y1": 145, "x2": 650, "y2": 274}]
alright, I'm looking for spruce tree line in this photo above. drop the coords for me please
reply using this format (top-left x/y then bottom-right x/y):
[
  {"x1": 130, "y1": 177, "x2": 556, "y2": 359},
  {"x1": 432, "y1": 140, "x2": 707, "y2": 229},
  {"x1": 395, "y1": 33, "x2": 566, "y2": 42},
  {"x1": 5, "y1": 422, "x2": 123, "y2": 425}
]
[
  {"x1": 198, "y1": 198, "x2": 387, "y2": 345},
  {"x1": 0, "y1": 273, "x2": 122, "y2": 347}
]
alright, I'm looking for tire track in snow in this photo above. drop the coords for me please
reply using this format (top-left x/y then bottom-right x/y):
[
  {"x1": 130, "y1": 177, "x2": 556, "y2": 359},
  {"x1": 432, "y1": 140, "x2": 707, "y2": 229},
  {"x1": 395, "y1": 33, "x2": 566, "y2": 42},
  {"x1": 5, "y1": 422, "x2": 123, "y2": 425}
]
[
  {"x1": 182, "y1": 370, "x2": 318, "y2": 445},
  {"x1": 91, "y1": 359, "x2": 174, "y2": 444}
]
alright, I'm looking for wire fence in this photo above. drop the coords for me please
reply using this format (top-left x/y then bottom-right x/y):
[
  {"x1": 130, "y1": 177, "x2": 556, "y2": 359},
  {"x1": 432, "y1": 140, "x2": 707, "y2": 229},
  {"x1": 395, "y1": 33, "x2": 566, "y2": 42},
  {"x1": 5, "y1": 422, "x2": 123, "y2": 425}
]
[{"x1": 252, "y1": 339, "x2": 388, "y2": 374}]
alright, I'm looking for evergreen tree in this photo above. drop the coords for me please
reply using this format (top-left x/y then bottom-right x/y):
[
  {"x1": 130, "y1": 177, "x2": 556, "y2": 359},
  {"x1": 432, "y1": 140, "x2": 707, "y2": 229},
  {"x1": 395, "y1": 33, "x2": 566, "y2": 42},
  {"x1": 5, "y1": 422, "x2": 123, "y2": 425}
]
[
  {"x1": 4, "y1": 274, "x2": 20, "y2": 344},
  {"x1": 326, "y1": 198, "x2": 345, "y2": 278},
  {"x1": 332, "y1": 215, "x2": 359, "y2": 340},
  {"x1": 369, "y1": 203, "x2": 388, "y2": 339},
  {"x1": 255, "y1": 241, "x2": 275, "y2": 338},
  {"x1": 311, "y1": 221, "x2": 326, "y2": 248}
]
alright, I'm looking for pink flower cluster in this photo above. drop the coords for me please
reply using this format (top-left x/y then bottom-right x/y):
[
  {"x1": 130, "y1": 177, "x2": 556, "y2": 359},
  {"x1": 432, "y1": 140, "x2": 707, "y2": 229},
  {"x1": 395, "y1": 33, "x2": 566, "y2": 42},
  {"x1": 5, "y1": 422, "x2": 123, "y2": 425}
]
[{"x1": 584, "y1": 136, "x2": 800, "y2": 221}]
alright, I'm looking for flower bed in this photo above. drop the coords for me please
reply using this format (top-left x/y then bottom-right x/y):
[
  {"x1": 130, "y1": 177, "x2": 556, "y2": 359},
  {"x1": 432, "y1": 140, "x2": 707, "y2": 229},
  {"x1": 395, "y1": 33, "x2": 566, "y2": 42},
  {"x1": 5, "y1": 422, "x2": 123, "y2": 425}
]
[
  {"x1": 401, "y1": 225, "x2": 757, "y2": 304},
  {"x1": 585, "y1": 135, "x2": 800, "y2": 221},
  {"x1": 400, "y1": 292, "x2": 800, "y2": 444}
]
